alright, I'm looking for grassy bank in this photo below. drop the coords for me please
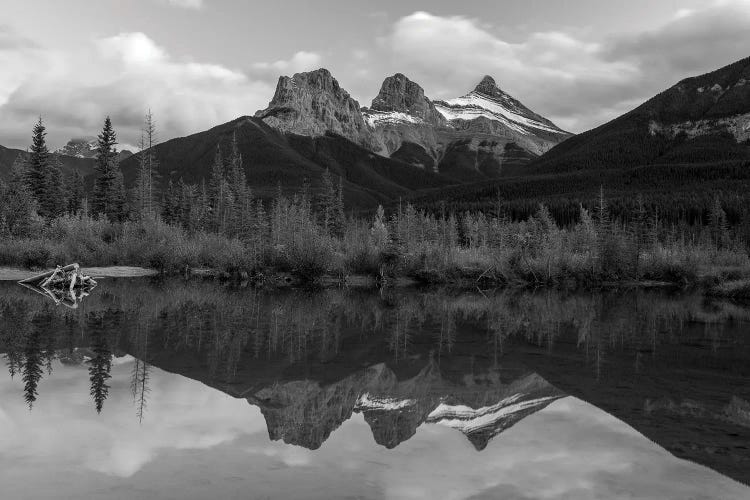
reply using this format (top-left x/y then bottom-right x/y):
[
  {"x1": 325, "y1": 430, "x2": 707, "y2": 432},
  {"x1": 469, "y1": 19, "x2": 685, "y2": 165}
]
[{"x1": 1, "y1": 198, "x2": 749, "y2": 290}]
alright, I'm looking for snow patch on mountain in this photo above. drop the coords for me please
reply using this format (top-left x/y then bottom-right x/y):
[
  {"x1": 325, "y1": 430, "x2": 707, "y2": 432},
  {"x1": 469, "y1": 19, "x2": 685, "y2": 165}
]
[
  {"x1": 363, "y1": 111, "x2": 425, "y2": 128},
  {"x1": 434, "y1": 92, "x2": 562, "y2": 135},
  {"x1": 427, "y1": 393, "x2": 561, "y2": 433},
  {"x1": 355, "y1": 393, "x2": 417, "y2": 411},
  {"x1": 56, "y1": 137, "x2": 98, "y2": 158}
]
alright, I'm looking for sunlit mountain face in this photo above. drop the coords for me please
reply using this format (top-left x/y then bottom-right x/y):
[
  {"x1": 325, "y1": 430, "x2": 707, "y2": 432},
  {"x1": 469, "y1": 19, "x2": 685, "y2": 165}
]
[{"x1": 0, "y1": 279, "x2": 749, "y2": 499}]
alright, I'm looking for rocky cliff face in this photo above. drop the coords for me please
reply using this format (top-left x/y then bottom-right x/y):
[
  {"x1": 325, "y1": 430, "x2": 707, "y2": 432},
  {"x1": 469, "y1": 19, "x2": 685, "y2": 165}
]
[
  {"x1": 255, "y1": 68, "x2": 376, "y2": 150},
  {"x1": 254, "y1": 68, "x2": 572, "y2": 178},
  {"x1": 364, "y1": 73, "x2": 446, "y2": 164},
  {"x1": 369, "y1": 73, "x2": 446, "y2": 126}
]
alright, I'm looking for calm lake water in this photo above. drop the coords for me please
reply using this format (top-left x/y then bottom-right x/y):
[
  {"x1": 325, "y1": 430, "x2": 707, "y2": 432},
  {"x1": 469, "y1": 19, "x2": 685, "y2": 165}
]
[{"x1": 0, "y1": 278, "x2": 748, "y2": 499}]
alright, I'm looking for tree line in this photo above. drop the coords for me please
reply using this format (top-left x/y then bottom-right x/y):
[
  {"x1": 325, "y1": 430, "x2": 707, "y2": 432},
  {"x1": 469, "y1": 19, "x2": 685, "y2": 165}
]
[{"x1": 0, "y1": 114, "x2": 347, "y2": 242}]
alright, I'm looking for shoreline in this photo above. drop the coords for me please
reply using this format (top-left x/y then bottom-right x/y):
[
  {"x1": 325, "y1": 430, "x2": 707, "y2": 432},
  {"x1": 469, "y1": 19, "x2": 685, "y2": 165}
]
[{"x1": 4, "y1": 265, "x2": 747, "y2": 298}]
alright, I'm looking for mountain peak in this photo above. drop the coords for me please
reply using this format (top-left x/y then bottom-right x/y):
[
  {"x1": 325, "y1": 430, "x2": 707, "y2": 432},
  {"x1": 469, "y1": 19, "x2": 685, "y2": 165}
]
[
  {"x1": 369, "y1": 73, "x2": 445, "y2": 126},
  {"x1": 475, "y1": 75, "x2": 499, "y2": 95},
  {"x1": 255, "y1": 68, "x2": 375, "y2": 149}
]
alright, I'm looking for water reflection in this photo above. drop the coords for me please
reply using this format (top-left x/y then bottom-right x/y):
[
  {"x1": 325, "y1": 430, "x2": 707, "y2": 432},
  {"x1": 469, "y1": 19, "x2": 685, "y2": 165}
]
[
  {"x1": 0, "y1": 357, "x2": 746, "y2": 500},
  {"x1": 0, "y1": 279, "x2": 749, "y2": 491}
]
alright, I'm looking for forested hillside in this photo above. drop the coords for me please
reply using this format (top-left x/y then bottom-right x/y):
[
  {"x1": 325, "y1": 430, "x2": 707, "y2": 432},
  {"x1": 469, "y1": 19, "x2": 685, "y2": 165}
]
[{"x1": 118, "y1": 116, "x2": 458, "y2": 209}]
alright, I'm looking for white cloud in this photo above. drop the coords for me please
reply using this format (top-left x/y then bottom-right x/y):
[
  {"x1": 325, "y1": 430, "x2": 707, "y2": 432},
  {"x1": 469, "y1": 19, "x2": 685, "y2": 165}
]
[
  {"x1": 251, "y1": 50, "x2": 323, "y2": 75},
  {"x1": 380, "y1": 2, "x2": 750, "y2": 133},
  {"x1": 0, "y1": 32, "x2": 279, "y2": 149},
  {"x1": 164, "y1": 0, "x2": 204, "y2": 9},
  {"x1": 382, "y1": 11, "x2": 638, "y2": 132},
  {"x1": 97, "y1": 32, "x2": 167, "y2": 64}
]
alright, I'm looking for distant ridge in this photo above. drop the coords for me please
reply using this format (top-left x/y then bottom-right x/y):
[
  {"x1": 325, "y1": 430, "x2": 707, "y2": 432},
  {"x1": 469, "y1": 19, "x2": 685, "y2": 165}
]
[{"x1": 529, "y1": 55, "x2": 750, "y2": 174}]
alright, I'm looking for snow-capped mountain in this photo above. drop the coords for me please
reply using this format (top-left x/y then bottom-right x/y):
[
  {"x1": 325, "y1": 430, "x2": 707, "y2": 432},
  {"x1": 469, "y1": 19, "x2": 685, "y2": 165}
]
[
  {"x1": 255, "y1": 69, "x2": 572, "y2": 179},
  {"x1": 434, "y1": 76, "x2": 572, "y2": 156},
  {"x1": 426, "y1": 392, "x2": 563, "y2": 450},
  {"x1": 249, "y1": 357, "x2": 566, "y2": 451},
  {"x1": 56, "y1": 137, "x2": 134, "y2": 160},
  {"x1": 56, "y1": 137, "x2": 99, "y2": 158}
]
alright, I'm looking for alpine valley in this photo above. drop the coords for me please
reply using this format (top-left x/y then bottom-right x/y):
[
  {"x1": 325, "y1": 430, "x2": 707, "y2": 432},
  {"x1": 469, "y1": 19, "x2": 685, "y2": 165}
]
[{"x1": 3, "y1": 57, "x2": 750, "y2": 215}]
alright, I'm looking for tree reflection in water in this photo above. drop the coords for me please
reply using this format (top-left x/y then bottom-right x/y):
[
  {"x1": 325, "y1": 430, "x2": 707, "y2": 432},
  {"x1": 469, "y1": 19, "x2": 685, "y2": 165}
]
[{"x1": 0, "y1": 279, "x2": 748, "y2": 483}]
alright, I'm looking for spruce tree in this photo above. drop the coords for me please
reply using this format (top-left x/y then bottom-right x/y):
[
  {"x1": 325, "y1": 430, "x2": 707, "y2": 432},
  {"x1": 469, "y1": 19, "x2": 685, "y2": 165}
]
[
  {"x1": 709, "y1": 196, "x2": 729, "y2": 249},
  {"x1": 22, "y1": 327, "x2": 44, "y2": 409},
  {"x1": 0, "y1": 156, "x2": 36, "y2": 236},
  {"x1": 332, "y1": 175, "x2": 345, "y2": 237},
  {"x1": 318, "y1": 168, "x2": 336, "y2": 234},
  {"x1": 227, "y1": 132, "x2": 247, "y2": 235},
  {"x1": 66, "y1": 169, "x2": 85, "y2": 214},
  {"x1": 44, "y1": 154, "x2": 66, "y2": 217},
  {"x1": 196, "y1": 180, "x2": 209, "y2": 231},
  {"x1": 24, "y1": 117, "x2": 50, "y2": 214},
  {"x1": 161, "y1": 179, "x2": 178, "y2": 225},
  {"x1": 208, "y1": 145, "x2": 226, "y2": 232},
  {"x1": 87, "y1": 329, "x2": 112, "y2": 414},
  {"x1": 92, "y1": 116, "x2": 126, "y2": 222}
]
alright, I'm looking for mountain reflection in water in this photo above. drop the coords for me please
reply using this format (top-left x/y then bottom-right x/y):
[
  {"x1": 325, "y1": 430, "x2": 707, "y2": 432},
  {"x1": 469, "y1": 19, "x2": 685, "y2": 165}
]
[{"x1": 0, "y1": 279, "x2": 749, "y2": 499}]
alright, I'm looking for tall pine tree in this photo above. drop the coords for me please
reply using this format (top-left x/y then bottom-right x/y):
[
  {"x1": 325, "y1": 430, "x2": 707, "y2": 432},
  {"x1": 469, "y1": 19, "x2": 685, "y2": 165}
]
[
  {"x1": 24, "y1": 117, "x2": 50, "y2": 215},
  {"x1": 92, "y1": 116, "x2": 126, "y2": 222},
  {"x1": 66, "y1": 169, "x2": 85, "y2": 214},
  {"x1": 0, "y1": 155, "x2": 35, "y2": 236},
  {"x1": 44, "y1": 154, "x2": 66, "y2": 217},
  {"x1": 227, "y1": 132, "x2": 248, "y2": 236}
]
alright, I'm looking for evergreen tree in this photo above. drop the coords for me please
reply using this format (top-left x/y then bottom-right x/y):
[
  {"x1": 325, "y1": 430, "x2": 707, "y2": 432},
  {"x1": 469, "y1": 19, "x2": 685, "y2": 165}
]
[
  {"x1": 22, "y1": 327, "x2": 44, "y2": 409},
  {"x1": 196, "y1": 180, "x2": 210, "y2": 231},
  {"x1": 66, "y1": 169, "x2": 85, "y2": 214},
  {"x1": 252, "y1": 198, "x2": 269, "y2": 259},
  {"x1": 332, "y1": 175, "x2": 345, "y2": 237},
  {"x1": 317, "y1": 168, "x2": 336, "y2": 234},
  {"x1": 44, "y1": 154, "x2": 66, "y2": 217},
  {"x1": 161, "y1": 179, "x2": 179, "y2": 225},
  {"x1": 24, "y1": 117, "x2": 50, "y2": 214},
  {"x1": 709, "y1": 196, "x2": 729, "y2": 249},
  {"x1": 177, "y1": 178, "x2": 197, "y2": 230},
  {"x1": 87, "y1": 328, "x2": 112, "y2": 414},
  {"x1": 208, "y1": 145, "x2": 230, "y2": 233},
  {"x1": 227, "y1": 132, "x2": 248, "y2": 235},
  {"x1": 630, "y1": 195, "x2": 649, "y2": 279},
  {"x1": 92, "y1": 116, "x2": 126, "y2": 222},
  {"x1": 0, "y1": 156, "x2": 36, "y2": 236}
]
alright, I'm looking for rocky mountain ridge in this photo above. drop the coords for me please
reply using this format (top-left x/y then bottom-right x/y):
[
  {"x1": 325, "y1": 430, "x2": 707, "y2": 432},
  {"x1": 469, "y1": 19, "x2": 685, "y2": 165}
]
[
  {"x1": 433, "y1": 75, "x2": 571, "y2": 156},
  {"x1": 255, "y1": 68, "x2": 572, "y2": 178},
  {"x1": 255, "y1": 68, "x2": 376, "y2": 151},
  {"x1": 530, "y1": 55, "x2": 750, "y2": 173}
]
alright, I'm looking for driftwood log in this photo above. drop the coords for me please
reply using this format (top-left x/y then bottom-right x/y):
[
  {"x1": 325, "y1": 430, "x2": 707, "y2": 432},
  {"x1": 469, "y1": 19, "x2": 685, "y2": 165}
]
[
  {"x1": 18, "y1": 263, "x2": 97, "y2": 289},
  {"x1": 18, "y1": 263, "x2": 97, "y2": 309}
]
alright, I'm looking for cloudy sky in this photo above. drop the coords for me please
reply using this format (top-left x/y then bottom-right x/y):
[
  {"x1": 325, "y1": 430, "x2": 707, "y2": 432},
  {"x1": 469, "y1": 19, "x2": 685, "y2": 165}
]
[{"x1": 1, "y1": 0, "x2": 750, "y2": 150}]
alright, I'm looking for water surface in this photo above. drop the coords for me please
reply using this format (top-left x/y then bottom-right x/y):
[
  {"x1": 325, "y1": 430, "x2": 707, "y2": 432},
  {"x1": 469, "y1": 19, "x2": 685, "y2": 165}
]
[{"x1": 0, "y1": 279, "x2": 748, "y2": 499}]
